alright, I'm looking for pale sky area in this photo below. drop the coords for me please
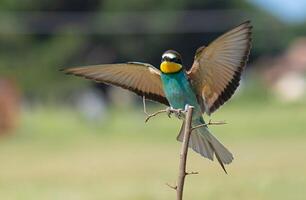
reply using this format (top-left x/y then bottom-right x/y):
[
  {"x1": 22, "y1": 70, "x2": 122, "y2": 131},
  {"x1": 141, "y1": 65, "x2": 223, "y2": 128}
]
[{"x1": 250, "y1": 0, "x2": 306, "y2": 23}]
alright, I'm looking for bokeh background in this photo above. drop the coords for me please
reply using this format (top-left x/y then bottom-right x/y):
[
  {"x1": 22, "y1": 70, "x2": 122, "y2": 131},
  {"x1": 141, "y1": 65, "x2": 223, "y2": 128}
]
[{"x1": 1, "y1": 0, "x2": 306, "y2": 199}]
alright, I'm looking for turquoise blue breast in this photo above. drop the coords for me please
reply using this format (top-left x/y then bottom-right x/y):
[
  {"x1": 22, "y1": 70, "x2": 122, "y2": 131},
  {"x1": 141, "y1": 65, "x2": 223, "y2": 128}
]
[{"x1": 160, "y1": 71, "x2": 201, "y2": 113}]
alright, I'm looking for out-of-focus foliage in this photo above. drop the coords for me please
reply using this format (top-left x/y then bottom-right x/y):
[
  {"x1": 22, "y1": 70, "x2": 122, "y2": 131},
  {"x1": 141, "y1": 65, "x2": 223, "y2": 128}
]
[{"x1": 0, "y1": 0, "x2": 306, "y2": 99}]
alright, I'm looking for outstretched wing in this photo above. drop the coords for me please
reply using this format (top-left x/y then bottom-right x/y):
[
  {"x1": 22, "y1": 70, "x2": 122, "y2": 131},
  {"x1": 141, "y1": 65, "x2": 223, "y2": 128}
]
[
  {"x1": 187, "y1": 21, "x2": 252, "y2": 115},
  {"x1": 62, "y1": 62, "x2": 169, "y2": 105}
]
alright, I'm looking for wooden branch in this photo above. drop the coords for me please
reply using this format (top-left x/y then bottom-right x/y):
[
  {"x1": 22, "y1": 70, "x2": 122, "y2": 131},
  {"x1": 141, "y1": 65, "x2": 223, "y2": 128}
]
[
  {"x1": 142, "y1": 100, "x2": 227, "y2": 199},
  {"x1": 143, "y1": 102, "x2": 228, "y2": 200},
  {"x1": 186, "y1": 171, "x2": 199, "y2": 175},
  {"x1": 191, "y1": 119, "x2": 227, "y2": 131},
  {"x1": 176, "y1": 105, "x2": 194, "y2": 200},
  {"x1": 143, "y1": 96, "x2": 167, "y2": 122},
  {"x1": 166, "y1": 182, "x2": 177, "y2": 190},
  {"x1": 143, "y1": 104, "x2": 198, "y2": 199},
  {"x1": 144, "y1": 108, "x2": 186, "y2": 123},
  {"x1": 143, "y1": 104, "x2": 185, "y2": 123},
  {"x1": 144, "y1": 109, "x2": 169, "y2": 123}
]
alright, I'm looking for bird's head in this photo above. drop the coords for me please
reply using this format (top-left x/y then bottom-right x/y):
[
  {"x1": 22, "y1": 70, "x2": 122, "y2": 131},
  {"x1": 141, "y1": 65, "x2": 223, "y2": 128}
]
[{"x1": 160, "y1": 50, "x2": 183, "y2": 74}]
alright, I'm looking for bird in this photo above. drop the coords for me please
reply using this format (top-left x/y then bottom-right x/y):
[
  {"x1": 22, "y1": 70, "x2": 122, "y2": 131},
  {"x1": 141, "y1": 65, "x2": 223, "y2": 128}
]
[{"x1": 62, "y1": 21, "x2": 252, "y2": 172}]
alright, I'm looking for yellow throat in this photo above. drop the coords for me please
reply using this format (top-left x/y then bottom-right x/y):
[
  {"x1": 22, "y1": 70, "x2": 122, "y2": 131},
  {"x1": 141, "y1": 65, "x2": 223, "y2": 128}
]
[{"x1": 160, "y1": 61, "x2": 182, "y2": 73}]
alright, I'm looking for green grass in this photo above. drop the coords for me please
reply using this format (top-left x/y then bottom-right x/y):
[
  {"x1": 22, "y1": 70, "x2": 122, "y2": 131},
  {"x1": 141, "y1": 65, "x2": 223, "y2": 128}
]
[{"x1": 0, "y1": 97, "x2": 306, "y2": 200}]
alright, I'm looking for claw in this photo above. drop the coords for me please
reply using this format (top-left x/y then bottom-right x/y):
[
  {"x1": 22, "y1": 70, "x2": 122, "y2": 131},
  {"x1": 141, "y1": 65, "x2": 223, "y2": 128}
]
[
  {"x1": 175, "y1": 109, "x2": 184, "y2": 119},
  {"x1": 165, "y1": 107, "x2": 187, "y2": 120},
  {"x1": 166, "y1": 107, "x2": 173, "y2": 118}
]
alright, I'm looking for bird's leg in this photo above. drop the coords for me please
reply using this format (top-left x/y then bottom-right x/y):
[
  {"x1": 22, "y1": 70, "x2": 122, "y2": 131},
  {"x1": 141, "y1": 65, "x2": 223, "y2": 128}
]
[
  {"x1": 166, "y1": 106, "x2": 186, "y2": 120},
  {"x1": 166, "y1": 107, "x2": 174, "y2": 118},
  {"x1": 175, "y1": 104, "x2": 190, "y2": 119},
  {"x1": 175, "y1": 109, "x2": 185, "y2": 119},
  {"x1": 166, "y1": 107, "x2": 185, "y2": 119},
  {"x1": 143, "y1": 96, "x2": 149, "y2": 115}
]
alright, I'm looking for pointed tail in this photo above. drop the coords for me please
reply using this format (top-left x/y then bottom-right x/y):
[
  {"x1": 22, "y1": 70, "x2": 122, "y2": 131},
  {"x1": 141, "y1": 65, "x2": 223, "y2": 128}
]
[{"x1": 177, "y1": 119, "x2": 233, "y2": 173}]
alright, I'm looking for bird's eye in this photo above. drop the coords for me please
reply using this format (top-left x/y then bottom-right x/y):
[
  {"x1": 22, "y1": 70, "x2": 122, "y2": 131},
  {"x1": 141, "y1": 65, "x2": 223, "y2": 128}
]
[{"x1": 173, "y1": 57, "x2": 182, "y2": 64}]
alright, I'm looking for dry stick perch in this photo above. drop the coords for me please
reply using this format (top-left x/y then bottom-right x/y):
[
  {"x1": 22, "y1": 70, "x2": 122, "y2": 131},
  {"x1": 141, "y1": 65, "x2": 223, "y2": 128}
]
[
  {"x1": 176, "y1": 105, "x2": 193, "y2": 200},
  {"x1": 144, "y1": 104, "x2": 195, "y2": 199},
  {"x1": 143, "y1": 97, "x2": 226, "y2": 200},
  {"x1": 191, "y1": 119, "x2": 227, "y2": 131},
  {"x1": 143, "y1": 96, "x2": 184, "y2": 123}
]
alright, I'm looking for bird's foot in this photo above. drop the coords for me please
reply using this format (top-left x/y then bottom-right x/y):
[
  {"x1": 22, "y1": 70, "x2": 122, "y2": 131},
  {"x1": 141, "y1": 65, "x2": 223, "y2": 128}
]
[
  {"x1": 166, "y1": 107, "x2": 185, "y2": 119},
  {"x1": 175, "y1": 109, "x2": 185, "y2": 119},
  {"x1": 166, "y1": 107, "x2": 174, "y2": 118}
]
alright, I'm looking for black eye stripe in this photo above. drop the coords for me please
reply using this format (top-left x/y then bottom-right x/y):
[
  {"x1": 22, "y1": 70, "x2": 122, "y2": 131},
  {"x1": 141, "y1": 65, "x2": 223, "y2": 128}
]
[
  {"x1": 171, "y1": 57, "x2": 182, "y2": 64},
  {"x1": 161, "y1": 57, "x2": 182, "y2": 64},
  {"x1": 161, "y1": 51, "x2": 182, "y2": 65}
]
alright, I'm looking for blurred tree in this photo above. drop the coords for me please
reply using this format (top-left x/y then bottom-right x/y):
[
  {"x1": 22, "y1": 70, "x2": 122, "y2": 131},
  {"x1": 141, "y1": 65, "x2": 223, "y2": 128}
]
[{"x1": 0, "y1": 0, "x2": 305, "y2": 100}]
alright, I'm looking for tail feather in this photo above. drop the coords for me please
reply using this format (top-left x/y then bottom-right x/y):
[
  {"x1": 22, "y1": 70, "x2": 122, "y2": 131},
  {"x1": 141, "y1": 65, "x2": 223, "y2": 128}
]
[
  {"x1": 208, "y1": 141, "x2": 227, "y2": 173},
  {"x1": 177, "y1": 120, "x2": 233, "y2": 172},
  {"x1": 177, "y1": 121, "x2": 214, "y2": 160}
]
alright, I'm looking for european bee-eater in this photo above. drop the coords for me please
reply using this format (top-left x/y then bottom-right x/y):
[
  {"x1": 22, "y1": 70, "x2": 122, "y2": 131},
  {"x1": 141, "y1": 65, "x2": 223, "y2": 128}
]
[{"x1": 63, "y1": 21, "x2": 252, "y2": 172}]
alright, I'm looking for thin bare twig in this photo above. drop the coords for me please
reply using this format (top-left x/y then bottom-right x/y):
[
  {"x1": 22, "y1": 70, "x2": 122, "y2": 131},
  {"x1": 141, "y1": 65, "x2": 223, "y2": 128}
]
[
  {"x1": 143, "y1": 96, "x2": 168, "y2": 122},
  {"x1": 144, "y1": 108, "x2": 185, "y2": 123},
  {"x1": 176, "y1": 105, "x2": 194, "y2": 200},
  {"x1": 142, "y1": 101, "x2": 226, "y2": 199},
  {"x1": 185, "y1": 171, "x2": 199, "y2": 176},
  {"x1": 144, "y1": 109, "x2": 169, "y2": 123},
  {"x1": 142, "y1": 100, "x2": 228, "y2": 200},
  {"x1": 166, "y1": 183, "x2": 177, "y2": 190},
  {"x1": 143, "y1": 96, "x2": 186, "y2": 123},
  {"x1": 143, "y1": 104, "x2": 195, "y2": 199},
  {"x1": 191, "y1": 119, "x2": 227, "y2": 131}
]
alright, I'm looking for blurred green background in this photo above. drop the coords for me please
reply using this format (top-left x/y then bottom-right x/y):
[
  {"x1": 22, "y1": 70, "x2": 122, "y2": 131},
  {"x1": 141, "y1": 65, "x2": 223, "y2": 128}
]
[{"x1": 1, "y1": 0, "x2": 306, "y2": 199}]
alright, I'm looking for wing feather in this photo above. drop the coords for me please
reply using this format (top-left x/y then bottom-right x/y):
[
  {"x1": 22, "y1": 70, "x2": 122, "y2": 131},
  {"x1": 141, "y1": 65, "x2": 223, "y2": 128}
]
[
  {"x1": 63, "y1": 62, "x2": 169, "y2": 105},
  {"x1": 188, "y1": 21, "x2": 252, "y2": 114}
]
